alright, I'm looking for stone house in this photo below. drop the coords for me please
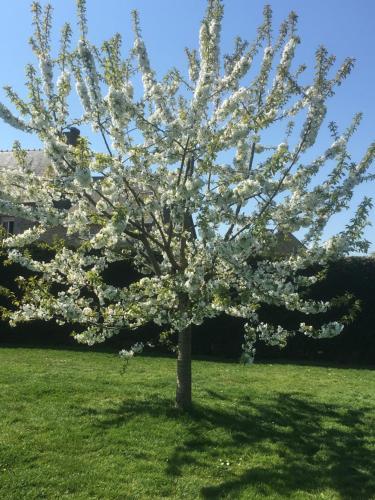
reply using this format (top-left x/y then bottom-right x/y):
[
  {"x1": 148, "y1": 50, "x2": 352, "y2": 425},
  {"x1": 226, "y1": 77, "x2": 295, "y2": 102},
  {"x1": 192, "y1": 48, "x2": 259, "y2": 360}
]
[{"x1": 0, "y1": 149, "x2": 52, "y2": 237}]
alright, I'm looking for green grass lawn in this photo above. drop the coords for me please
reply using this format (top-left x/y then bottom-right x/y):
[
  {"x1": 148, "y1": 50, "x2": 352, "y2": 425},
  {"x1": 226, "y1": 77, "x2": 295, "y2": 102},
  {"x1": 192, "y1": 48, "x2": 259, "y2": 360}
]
[{"x1": 0, "y1": 348, "x2": 374, "y2": 499}]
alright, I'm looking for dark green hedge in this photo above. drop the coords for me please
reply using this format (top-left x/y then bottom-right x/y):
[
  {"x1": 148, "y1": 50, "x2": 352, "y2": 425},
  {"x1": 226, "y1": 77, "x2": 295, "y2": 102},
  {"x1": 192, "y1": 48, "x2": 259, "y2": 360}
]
[
  {"x1": 1, "y1": 250, "x2": 374, "y2": 365},
  {"x1": 0, "y1": 248, "x2": 158, "y2": 349},
  {"x1": 190, "y1": 257, "x2": 375, "y2": 365}
]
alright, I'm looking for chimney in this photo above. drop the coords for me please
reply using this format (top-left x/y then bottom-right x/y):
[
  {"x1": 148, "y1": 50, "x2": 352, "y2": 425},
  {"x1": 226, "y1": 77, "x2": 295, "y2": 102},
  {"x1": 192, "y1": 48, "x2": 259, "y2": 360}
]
[{"x1": 63, "y1": 127, "x2": 80, "y2": 146}]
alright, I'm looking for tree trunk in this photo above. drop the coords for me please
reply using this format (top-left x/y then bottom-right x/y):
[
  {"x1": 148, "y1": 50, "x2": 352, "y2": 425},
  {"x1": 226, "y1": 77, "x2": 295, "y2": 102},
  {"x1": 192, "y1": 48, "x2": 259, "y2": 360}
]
[{"x1": 176, "y1": 325, "x2": 192, "y2": 410}]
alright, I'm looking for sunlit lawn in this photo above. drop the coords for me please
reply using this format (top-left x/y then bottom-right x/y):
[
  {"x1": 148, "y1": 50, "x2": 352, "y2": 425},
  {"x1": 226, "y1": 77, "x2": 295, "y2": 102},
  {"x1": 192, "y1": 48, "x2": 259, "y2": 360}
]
[{"x1": 0, "y1": 347, "x2": 374, "y2": 499}]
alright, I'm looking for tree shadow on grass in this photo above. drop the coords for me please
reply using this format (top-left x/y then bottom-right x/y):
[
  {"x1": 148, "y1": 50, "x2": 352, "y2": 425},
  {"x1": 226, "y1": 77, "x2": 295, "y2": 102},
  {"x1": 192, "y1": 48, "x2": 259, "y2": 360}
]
[
  {"x1": 78, "y1": 392, "x2": 375, "y2": 499},
  {"x1": 197, "y1": 392, "x2": 374, "y2": 499}
]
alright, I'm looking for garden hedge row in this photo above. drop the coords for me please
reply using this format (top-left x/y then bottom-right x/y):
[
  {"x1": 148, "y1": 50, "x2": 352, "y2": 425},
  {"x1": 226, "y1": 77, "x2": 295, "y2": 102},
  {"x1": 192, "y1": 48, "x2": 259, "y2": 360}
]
[{"x1": 1, "y1": 250, "x2": 374, "y2": 365}]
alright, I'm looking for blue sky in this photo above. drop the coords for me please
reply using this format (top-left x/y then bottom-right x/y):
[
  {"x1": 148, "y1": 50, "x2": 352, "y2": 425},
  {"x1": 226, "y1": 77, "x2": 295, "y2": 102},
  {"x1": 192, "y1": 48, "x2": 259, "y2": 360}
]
[{"x1": 0, "y1": 0, "x2": 374, "y2": 252}]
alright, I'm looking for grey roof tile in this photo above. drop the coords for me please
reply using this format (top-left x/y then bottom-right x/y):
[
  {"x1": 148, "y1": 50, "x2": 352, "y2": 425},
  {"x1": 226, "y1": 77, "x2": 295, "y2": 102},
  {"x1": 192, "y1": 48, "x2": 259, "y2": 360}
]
[{"x1": 0, "y1": 150, "x2": 49, "y2": 176}]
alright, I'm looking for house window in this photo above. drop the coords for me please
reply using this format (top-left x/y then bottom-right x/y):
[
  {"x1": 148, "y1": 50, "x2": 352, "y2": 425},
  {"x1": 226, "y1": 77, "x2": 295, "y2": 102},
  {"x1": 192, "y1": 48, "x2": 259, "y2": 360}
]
[{"x1": 1, "y1": 219, "x2": 15, "y2": 235}]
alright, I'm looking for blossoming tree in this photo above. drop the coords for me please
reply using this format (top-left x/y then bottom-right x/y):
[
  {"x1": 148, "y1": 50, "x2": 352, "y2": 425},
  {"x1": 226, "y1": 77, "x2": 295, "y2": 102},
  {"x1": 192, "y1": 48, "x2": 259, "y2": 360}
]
[{"x1": 0, "y1": 0, "x2": 374, "y2": 409}]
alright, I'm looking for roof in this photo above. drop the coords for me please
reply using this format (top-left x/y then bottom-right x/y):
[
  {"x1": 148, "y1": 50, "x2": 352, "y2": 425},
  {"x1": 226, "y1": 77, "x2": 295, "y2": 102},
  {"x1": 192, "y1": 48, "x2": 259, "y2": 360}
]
[
  {"x1": 274, "y1": 231, "x2": 305, "y2": 255},
  {"x1": 0, "y1": 149, "x2": 101, "y2": 180},
  {"x1": 0, "y1": 150, "x2": 49, "y2": 176}
]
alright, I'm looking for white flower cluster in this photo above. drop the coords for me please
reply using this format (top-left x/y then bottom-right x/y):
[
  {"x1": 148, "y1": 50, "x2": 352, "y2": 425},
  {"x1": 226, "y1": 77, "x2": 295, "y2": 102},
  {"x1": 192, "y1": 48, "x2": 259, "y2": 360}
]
[
  {"x1": 78, "y1": 40, "x2": 102, "y2": 112},
  {"x1": 299, "y1": 321, "x2": 344, "y2": 338},
  {"x1": 39, "y1": 56, "x2": 53, "y2": 98},
  {"x1": 106, "y1": 83, "x2": 134, "y2": 130},
  {"x1": 0, "y1": 103, "x2": 28, "y2": 131},
  {"x1": 119, "y1": 342, "x2": 144, "y2": 360},
  {"x1": 76, "y1": 72, "x2": 92, "y2": 115}
]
